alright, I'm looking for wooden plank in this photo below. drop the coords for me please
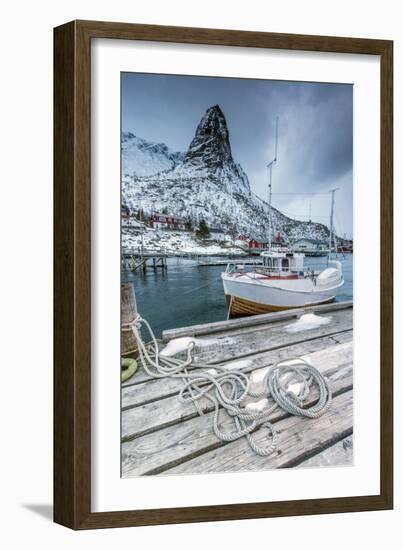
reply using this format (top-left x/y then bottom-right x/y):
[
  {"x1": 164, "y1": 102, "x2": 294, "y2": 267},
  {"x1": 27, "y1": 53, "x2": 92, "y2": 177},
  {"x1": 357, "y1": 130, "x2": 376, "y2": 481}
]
[
  {"x1": 122, "y1": 332, "x2": 352, "y2": 409},
  {"x1": 122, "y1": 341, "x2": 352, "y2": 440},
  {"x1": 121, "y1": 343, "x2": 353, "y2": 474},
  {"x1": 296, "y1": 435, "x2": 353, "y2": 469},
  {"x1": 122, "y1": 342, "x2": 352, "y2": 440},
  {"x1": 165, "y1": 390, "x2": 353, "y2": 475},
  {"x1": 122, "y1": 366, "x2": 352, "y2": 477},
  {"x1": 197, "y1": 307, "x2": 350, "y2": 340},
  {"x1": 123, "y1": 309, "x2": 352, "y2": 387},
  {"x1": 191, "y1": 309, "x2": 352, "y2": 365},
  {"x1": 162, "y1": 300, "x2": 353, "y2": 342}
]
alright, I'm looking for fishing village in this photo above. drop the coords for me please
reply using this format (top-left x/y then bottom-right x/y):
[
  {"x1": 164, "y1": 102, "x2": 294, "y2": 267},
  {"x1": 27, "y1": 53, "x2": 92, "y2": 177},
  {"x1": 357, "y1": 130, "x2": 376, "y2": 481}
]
[
  {"x1": 120, "y1": 191, "x2": 354, "y2": 475},
  {"x1": 120, "y1": 98, "x2": 354, "y2": 476}
]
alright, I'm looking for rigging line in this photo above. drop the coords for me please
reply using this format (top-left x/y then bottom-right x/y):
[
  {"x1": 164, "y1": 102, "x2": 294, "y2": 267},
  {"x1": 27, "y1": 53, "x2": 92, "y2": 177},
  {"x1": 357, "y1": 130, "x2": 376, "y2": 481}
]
[
  {"x1": 271, "y1": 192, "x2": 331, "y2": 196},
  {"x1": 334, "y1": 210, "x2": 346, "y2": 238},
  {"x1": 181, "y1": 276, "x2": 222, "y2": 295},
  {"x1": 281, "y1": 211, "x2": 331, "y2": 219}
]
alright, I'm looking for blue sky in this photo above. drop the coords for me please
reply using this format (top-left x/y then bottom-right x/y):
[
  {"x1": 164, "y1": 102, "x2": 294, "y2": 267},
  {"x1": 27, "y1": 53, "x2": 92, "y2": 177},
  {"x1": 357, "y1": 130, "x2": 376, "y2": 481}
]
[{"x1": 122, "y1": 73, "x2": 353, "y2": 238}]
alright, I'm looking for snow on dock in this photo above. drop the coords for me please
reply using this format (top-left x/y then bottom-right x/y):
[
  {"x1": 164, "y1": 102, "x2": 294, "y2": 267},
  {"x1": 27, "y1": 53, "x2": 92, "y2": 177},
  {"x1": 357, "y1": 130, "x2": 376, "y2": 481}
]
[{"x1": 121, "y1": 300, "x2": 353, "y2": 477}]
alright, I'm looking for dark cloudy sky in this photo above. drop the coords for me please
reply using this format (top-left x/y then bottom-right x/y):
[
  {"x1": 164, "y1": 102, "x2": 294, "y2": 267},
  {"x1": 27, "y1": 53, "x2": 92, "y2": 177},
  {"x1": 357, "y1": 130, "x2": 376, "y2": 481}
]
[{"x1": 122, "y1": 73, "x2": 353, "y2": 238}]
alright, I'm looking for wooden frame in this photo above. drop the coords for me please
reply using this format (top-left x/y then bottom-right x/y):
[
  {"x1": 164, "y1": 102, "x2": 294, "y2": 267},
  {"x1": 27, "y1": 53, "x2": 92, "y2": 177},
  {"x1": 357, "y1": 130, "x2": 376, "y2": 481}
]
[{"x1": 54, "y1": 20, "x2": 393, "y2": 529}]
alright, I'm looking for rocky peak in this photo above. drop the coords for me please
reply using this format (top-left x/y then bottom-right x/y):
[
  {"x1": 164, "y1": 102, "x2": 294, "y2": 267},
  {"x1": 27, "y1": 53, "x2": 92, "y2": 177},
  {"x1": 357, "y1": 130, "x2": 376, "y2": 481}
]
[
  {"x1": 184, "y1": 105, "x2": 233, "y2": 168},
  {"x1": 181, "y1": 105, "x2": 251, "y2": 196}
]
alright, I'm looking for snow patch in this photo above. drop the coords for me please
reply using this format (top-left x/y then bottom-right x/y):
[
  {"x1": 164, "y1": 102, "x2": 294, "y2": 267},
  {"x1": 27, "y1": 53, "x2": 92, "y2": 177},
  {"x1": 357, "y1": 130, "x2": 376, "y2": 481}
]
[
  {"x1": 122, "y1": 228, "x2": 246, "y2": 257},
  {"x1": 245, "y1": 398, "x2": 269, "y2": 413},
  {"x1": 204, "y1": 368, "x2": 218, "y2": 377},
  {"x1": 286, "y1": 382, "x2": 304, "y2": 396},
  {"x1": 285, "y1": 313, "x2": 331, "y2": 333},
  {"x1": 250, "y1": 367, "x2": 270, "y2": 385},
  {"x1": 160, "y1": 337, "x2": 196, "y2": 357}
]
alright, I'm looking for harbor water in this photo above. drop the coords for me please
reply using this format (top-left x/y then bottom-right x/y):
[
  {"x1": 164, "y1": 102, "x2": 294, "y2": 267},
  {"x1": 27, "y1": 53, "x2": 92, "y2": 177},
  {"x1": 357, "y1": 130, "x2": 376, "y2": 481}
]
[{"x1": 122, "y1": 254, "x2": 353, "y2": 338}]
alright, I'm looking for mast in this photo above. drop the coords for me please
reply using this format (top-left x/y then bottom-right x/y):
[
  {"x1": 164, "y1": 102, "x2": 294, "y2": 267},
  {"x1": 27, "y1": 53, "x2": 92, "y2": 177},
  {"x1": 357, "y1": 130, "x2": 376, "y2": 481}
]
[
  {"x1": 267, "y1": 116, "x2": 279, "y2": 249},
  {"x1": 328, "y1": 188, "x2": 339, "y2": 259}
]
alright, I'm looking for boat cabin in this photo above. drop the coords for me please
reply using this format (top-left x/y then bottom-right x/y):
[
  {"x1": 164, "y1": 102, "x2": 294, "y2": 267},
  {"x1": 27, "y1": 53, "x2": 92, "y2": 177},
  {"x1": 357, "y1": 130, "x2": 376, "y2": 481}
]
[{"x1": 260, "y1": 250, "x2": 305, "y2": 276}]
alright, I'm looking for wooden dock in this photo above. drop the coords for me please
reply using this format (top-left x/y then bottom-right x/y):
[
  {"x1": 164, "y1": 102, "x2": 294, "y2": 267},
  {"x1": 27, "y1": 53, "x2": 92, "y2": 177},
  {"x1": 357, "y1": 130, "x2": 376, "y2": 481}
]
[
  {"x1": 121, "y1": 300, "x2": 353, "y2": 477},
  {"x1": 122, "y1": 248, "x2": 167, "y2": 272},
  {"x1": 197, "y1": 258, "x2": 261, "y2": 267}
]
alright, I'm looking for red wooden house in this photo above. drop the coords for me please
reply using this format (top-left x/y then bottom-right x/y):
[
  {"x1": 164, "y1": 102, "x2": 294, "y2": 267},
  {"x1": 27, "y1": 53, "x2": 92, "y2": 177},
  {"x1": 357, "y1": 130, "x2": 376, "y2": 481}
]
[
  {"x1": 150, "y1": 213, "x2": 186, "y2": 230},
  {"x1": 248, "y1": 239, "x2": 268, "y2": 249}
]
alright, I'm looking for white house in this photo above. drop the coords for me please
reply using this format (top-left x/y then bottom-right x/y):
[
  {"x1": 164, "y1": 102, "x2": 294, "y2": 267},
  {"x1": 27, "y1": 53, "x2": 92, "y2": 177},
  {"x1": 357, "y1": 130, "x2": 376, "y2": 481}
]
[
  {"x1": 209, "y1": 227, "x2": 230, "y2": 242},
  {"x1": 292, "y1": 238, "x2": 328, "y2": 254},
  {"x1": 121, "y1": 215, "x2": 146, "y2": 233}
]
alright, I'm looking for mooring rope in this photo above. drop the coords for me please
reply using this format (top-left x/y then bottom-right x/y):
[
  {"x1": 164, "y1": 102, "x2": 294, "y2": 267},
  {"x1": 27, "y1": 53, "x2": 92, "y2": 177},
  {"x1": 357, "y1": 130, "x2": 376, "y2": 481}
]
[{"x1": 129, "y1": 314, "x2": 332, "y2": 457}]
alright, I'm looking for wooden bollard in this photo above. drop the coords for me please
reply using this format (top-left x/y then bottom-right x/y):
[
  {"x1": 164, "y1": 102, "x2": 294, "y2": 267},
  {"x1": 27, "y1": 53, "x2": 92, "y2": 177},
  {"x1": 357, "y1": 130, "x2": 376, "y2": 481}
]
[{"x1": 121, "y1": 282, "x2": 138, "y2": 356}]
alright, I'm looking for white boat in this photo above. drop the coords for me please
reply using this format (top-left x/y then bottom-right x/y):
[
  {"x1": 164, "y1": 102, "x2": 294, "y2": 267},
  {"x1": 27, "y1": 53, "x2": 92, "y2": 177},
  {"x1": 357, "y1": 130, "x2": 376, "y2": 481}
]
[
  {"x1": 221, "y1": 249, "x2": 344, "y2": 317},
  {"x1": 222, "y1": 117, "x2": 345, "y2": 317}
]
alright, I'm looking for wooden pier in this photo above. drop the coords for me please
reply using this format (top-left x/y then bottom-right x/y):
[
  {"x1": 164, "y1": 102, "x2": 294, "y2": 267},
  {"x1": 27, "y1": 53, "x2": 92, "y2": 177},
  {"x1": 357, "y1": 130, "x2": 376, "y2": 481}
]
[
  {"x1": 122, "y1": 248, "x2": 167, "y2": 272},
  {"x1": 121, "y1": 300, "x2": 353, "y2": 477},
  {"x1": 197, "y1": 258, "x2": 261, "y2": 267}
]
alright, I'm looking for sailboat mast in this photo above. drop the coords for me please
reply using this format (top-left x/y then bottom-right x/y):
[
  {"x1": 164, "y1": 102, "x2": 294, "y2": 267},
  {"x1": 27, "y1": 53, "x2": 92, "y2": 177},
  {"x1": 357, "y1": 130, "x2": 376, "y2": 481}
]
[
  {"x1": 274, "y1": 115, "x2": 279, "y2": 160},
  {"x1": 267, "y1": 116, "x2": 279, "y2": 249},
  {"x1": 268, "y1": 164, "x2": 273, "y2": 248},
  {"x1": 328, "y1": 188, "x2": 338, "y2": 257}
]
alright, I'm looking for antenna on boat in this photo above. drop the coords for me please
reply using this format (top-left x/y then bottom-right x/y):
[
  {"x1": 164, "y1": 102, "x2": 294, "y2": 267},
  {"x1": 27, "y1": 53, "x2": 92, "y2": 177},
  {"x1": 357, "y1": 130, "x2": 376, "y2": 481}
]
[
  {"x1": 328, "y1": 188, "x2": 339, "y2": 262},
  {"x1": 267, "y1": 116, "x2": 279, "y2": 249}
]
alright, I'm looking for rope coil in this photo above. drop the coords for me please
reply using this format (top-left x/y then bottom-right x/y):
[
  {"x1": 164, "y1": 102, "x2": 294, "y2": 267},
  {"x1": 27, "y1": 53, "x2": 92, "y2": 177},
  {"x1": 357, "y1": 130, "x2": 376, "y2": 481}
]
[{"x1": 129, "y1": 314, "x2": 332, "y2": 457}]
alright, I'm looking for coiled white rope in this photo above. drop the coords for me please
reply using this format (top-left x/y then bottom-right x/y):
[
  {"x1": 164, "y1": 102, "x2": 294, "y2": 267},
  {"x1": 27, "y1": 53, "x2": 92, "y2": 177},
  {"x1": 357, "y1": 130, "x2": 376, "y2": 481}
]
[{"x1": 129, "y1": 314, "x2": 332, "y2": 457}]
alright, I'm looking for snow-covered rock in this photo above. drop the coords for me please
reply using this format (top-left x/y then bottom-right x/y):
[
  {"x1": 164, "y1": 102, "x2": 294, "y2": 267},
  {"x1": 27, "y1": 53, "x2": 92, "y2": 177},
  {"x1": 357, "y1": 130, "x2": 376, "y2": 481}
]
[
  {"x1": 122, "y1": 132, "x2": 184, "y2": 177},
  {"x1": 122, "y1": 105, "x2": 330, "y2": 242}
]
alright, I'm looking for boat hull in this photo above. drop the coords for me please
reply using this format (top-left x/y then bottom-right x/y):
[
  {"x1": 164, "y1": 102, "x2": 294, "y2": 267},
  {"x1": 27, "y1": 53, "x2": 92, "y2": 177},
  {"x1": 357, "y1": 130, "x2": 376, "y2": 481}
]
[
  {"x1": 225, "y1": 294, "x2": 335, "y2": 317},
  {"x1": 222, "y1": 271, "x2": 343, "y2": 317}
]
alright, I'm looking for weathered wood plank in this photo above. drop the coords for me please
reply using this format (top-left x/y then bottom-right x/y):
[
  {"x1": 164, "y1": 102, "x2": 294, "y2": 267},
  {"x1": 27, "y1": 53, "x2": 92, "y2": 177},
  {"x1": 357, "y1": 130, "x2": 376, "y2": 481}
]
[
  {"x1": 121, "y1": 342, "x2": 352, "y2": 441},
  {"x1": 121, "y1": 367, "x2": 352, "y2": 477},
  {"x1": 191, "y1": 309, "x2": 352, "y2": 365},
  {"x1": 296, "y1": 435, "x2": 353, "y2": 469},
  {"x1": 121, "y1": 343, "x2": 352, "y2": 474},
  {"x1": 122, "y1": 332, "x2": 352, "y2": 409},
  {"x1": 123, "y1": 309, "x2": 352, "y2": 387},
  {"x1": 165, "y1": 390, "x2": 353, "y2": 475},
  {"x1": 162, "y1": 300, "x2": 353, "y2": 341}
]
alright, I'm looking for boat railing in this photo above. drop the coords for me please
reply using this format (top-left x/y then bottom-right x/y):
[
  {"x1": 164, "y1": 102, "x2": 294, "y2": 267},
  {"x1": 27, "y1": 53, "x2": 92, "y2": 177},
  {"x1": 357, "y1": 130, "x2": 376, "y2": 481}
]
[
  {"x1": 225, "y1": 262, "x2": 328, "y2": 279},
  {"x1": 225, "y1": 263, "x2": 297, "y2": 276}
]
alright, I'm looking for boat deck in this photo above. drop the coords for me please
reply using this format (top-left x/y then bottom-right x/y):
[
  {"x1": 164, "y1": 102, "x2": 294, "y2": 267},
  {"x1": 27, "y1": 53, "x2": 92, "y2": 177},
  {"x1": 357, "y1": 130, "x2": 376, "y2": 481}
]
[{"x1": 121, "y1": 300, "x2": 353, "y2": 477}]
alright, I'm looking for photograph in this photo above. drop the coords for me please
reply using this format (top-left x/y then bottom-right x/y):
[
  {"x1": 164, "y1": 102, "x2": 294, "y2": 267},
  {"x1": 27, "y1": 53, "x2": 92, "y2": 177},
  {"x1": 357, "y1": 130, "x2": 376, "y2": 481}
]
[{"x1": 120, "y1": 72, "x2": 354, "y2": 478}]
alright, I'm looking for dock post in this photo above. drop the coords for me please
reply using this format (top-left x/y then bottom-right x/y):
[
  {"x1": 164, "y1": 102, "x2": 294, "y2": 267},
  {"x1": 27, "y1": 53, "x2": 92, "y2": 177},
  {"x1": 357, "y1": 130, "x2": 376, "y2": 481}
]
[{"x1": 121, "y1": 282, "x2": 138, "y2": 356}]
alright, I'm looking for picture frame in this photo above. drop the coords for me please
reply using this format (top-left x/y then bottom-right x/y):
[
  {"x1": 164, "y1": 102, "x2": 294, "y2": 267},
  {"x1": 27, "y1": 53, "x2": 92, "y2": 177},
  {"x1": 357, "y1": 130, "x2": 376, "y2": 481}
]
[{"x1": 54, "y1": 20, "x2": 393, "y2": 529}]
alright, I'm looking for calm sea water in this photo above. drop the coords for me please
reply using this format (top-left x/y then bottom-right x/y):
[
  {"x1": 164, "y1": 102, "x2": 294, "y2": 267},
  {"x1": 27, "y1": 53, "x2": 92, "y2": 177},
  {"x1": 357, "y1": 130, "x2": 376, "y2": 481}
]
[{"x1": 122, "y1": 254, "x2": 353, "y2": 338}]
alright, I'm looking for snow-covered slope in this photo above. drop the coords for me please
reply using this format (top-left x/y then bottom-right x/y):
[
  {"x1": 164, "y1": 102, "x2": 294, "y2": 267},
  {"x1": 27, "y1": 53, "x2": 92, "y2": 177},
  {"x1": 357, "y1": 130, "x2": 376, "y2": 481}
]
[
  {"x1": 122, "y1": 132, "x2": 184, "y2": 177},
  {"x1": 122, "y1": 229, "x2": 246, "y2": 256},
  {"x1": 122, "y1": 106, "x2": 329, "y2": 242}
]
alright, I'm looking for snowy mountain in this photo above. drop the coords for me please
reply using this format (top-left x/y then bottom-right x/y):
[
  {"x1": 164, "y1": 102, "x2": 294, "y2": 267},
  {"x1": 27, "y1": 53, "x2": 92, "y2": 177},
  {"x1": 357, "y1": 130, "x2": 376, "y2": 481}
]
[
  {"x1": 122, "y1": 105, "x2": 330, "y2": 242},
  {"x1": 122, "y1": 132, "x2": 184, "y2": 177}
]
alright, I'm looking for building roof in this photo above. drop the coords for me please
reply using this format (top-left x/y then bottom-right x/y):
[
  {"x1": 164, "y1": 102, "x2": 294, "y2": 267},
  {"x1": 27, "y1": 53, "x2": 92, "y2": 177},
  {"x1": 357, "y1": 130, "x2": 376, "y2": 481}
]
[{"x1": 153, "y1": 213, "x2": 185, "y2": 221}]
